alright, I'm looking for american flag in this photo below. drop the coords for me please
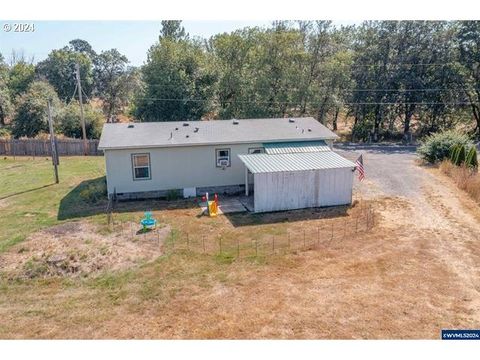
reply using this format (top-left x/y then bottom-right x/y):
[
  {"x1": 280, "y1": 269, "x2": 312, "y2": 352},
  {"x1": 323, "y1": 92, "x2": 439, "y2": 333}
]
[{"x1": 355, "y1": 154, "x2": 365, "y2": 181}]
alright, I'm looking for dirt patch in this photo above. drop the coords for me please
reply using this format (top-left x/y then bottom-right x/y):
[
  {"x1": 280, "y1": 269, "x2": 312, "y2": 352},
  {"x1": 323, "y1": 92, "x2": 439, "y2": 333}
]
[{"x1": 0, "y1": 221, "x2": 170, "y2": 279}]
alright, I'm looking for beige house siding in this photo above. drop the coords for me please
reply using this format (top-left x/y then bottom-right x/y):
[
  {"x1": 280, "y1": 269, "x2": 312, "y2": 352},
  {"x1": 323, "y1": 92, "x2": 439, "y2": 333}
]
[{"x1": 104, "y1": 143, "x2": 263, "y2": 195}]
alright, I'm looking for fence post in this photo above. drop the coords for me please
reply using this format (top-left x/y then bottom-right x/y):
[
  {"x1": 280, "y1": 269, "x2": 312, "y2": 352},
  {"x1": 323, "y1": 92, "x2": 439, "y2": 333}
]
[
  {"x1": 202, "y1": 236, "x2": 206, "y2": 254},
  {"x1": 317, "y1": 226, "x2": 320, "y2": 248},
  {"x1": 355, "y1": 217, "x2": 358, "y2": 234},
  {"x1": 343, "y1": 219, "x2": 347, "y2": 238},
  {"x1": 219, "y1": 237, "x2": 222, "y2": 255},
  {"x1": 157, "y1": 229, "x2": 160, "y2": 245}
]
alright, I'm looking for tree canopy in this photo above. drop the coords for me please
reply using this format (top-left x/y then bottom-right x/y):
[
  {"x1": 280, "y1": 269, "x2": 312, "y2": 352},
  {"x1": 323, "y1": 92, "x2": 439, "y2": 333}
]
[{"x1": 2, "y1": 21, "x2": 480, "y2": 142}]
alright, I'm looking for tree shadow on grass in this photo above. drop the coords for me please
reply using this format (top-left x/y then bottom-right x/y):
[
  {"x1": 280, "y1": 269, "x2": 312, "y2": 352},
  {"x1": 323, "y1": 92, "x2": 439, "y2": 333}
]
[
  {"x1": 58, "y1": 177, "x2": 199, "y2": 221},
  {"x1": 224, "y1": 204, "x2": 350, "y2": 227}
]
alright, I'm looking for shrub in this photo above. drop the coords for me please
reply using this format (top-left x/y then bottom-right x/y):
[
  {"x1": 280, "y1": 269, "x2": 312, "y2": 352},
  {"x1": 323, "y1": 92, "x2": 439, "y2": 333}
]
[
  {"x1": 59, "y1": 102, "x2": 104, "y2": 139},
  {"x1": 351, "y1": 121, "x2": 373, "y2": 142},
  {"x1": 417, "y1": 130, "x2": 472, "y2": 164},
  {"x1": 12, "y1": 81, "x2": 61, "y2": 138},
  {"x1": 0, "y1": 127, "x2": 11, "y2": 138},
  {"x1": 166, "y1": 189, "x2": 180, "y2": 201},
  {"x1": 79, "y1": 180, "x2": 107, "y2": 203},
  {"x1": 465, "y1": 146, "x2": 479, "y2": 169},
  {"x1": 449, "y1": 144, "x2": 460, "y2": 162},
  {"x1": 453, "y1": 144, "x2": 467, "y2": 166}
]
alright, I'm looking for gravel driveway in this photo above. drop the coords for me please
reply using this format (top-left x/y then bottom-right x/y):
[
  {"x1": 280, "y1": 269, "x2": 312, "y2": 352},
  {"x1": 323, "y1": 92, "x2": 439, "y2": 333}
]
[
  {"x1": 334, "y1": 144, "x2": 423, "y2": 198},
  {"x1": 335, "y1": 143, "x2": 480, "y2": 336}
]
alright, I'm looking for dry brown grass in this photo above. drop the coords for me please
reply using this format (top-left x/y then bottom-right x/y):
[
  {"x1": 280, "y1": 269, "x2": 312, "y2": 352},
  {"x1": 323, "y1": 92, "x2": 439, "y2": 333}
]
[
  {"x1": 439, "y1": 161, "x2": 480, "y2": 203},
  {"x1": 1, "y1": 189, "x2": 480, "y2": 339}
]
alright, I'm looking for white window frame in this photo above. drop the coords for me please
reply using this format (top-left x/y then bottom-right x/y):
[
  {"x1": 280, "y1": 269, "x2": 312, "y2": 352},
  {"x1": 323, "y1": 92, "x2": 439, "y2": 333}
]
[
  {"x1": 216, "y1": 148, "x2": 231, "y2": 167},
  {"x1": 131, "y1": 153, "x2": 151, "y2": 181}
]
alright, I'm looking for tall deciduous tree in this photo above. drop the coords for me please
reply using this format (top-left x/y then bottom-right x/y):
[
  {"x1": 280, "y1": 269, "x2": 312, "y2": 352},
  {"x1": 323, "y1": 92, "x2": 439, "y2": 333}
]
[
  {"x1": 36, "y1": 40, "x2": 94, "y2": 101},
  {"x1": 94, "y1": 49, "x2": 136, "y2": 121},
  {"x1": 134, "y1": 22, "x2": 216, "y2": 121},
  {"x1": 0, "y1": 54, "x2": 13, "y2": 125},
  {"x1": 8, "y1": 61, "x2": 35, "y2": 98},
  {"x1": 457, "y1": 21, "x2": 480, "y2": 136}
]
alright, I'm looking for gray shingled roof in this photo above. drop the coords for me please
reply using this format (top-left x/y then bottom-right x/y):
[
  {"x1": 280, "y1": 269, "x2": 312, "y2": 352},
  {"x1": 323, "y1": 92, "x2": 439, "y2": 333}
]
[
  {"x1": 98, "y1": 117, "x2": 338, "y2": 150},
  {"x1": 238, "y1": 151, "x2": 356, "y2": 174}
]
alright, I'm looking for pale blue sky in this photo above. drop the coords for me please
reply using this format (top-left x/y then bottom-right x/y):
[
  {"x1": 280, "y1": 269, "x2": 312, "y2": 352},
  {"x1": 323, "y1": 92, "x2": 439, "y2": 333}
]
[{"x1": 0, "y1": 20, "x2": 357, "y2": 66}]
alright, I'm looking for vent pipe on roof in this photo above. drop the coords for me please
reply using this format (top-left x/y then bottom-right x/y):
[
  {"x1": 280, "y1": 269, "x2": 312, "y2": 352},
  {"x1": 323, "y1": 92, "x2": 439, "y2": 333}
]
[
  {"x1": 232, "y1": 119, "x2": 239, "y2": 125},
  {"x1": 183, "y1": 123, "x2": 189, "y2": 127},
  {"x1": 289, "y1": 118, "x2": 295, "y2": 123},
  {"x1": 127, "y1": 124, "x2": 134, "y2": 128}
]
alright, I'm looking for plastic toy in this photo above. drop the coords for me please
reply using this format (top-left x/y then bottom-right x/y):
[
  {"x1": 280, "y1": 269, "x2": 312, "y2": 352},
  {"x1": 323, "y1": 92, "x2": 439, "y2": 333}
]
[{"x1": 140, "y1": 211, "x2": 157, "y2": 231}]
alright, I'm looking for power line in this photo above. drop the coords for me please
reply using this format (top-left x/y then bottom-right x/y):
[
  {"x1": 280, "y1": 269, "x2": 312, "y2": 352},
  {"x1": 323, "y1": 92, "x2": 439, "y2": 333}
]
[
  {"x1": 132, "y1": 96, "x2": 477, "y2": 106},
  {"x1": 142, "y1": 83, "x2": 477, "y2": 92}
]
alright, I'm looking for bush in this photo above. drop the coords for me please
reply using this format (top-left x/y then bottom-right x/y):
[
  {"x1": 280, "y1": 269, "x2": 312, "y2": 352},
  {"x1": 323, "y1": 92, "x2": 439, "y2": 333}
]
[
  {"x1": 79, "y1": 180, "x2": 107, "y2": 203},
  {"x1": 59, "y1": 102, "x2": 104, "y2": 139},
  {"x1": 351, "y1": 121, "x2": 373, "y2": 142},
  {"x1": 465, "y1": 146, "x2": 479, "y2": 169},
  {"x1": 166, "y1": 189, "x2": 180, "y2": 201},
  {"x1": 453, "y1": 144, "x2": 467, "y2": 166},
  {"x1": 449, "y1": 144, "x2": 459, "y2": 162},
  {"x1": 417, "y1": 130, "x2": 472, "y2": 164},
  {"x1": 12, "y1": 81, "x2": 61, "y2": 138},
  {"x1": 0, "y1": 127, "x2": 11, "y2": 138}
]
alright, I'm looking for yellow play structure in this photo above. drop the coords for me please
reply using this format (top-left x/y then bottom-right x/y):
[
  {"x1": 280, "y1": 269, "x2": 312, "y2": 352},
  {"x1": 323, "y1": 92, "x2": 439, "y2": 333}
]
[{"x1": 203, "y1": 192, "x2": 219, "y2": 217}]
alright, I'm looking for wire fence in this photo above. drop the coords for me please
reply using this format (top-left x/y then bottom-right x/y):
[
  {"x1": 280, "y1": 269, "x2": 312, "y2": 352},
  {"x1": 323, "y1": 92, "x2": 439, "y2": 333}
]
[{"x1": 107, "y1": 202, "x2": 375, "y2": 259}]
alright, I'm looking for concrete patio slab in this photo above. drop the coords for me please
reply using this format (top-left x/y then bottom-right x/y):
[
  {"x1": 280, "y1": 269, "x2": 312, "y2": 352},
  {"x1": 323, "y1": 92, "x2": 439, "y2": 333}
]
[{"x1": 200, "y1": 198, "x2": 247, "y2": 214}]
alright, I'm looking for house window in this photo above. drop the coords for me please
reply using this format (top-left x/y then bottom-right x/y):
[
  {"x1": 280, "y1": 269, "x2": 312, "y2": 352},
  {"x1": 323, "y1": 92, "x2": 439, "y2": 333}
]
[
  {"x1": 248, "y1": 147, "x2": 265, "y2": 154},
  {"x1": 132, "y1": 153, "x2": 151, "y2": 180},
  {"x1": 216, "y1": 148, "x2": 231, "y2": 167}
]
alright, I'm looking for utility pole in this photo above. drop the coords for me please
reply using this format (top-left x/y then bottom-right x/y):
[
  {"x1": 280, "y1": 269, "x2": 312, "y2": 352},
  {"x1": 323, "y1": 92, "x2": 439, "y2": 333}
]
[
  {"x1": 47, "y1": 100, "x2": 59, "y2": 184},
  {"x1": 75, "y1": 63, "x2": 88, "y2": 156}
]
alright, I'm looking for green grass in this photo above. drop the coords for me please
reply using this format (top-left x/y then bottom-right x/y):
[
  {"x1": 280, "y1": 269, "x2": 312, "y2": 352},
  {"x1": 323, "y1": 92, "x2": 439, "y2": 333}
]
[{"x1": 0, "y1": 156, "x2": 106, "y2": 252}]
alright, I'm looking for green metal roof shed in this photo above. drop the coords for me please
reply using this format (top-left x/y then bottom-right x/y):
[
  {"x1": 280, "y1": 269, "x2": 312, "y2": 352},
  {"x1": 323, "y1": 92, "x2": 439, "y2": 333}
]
[{"x1": 263, "y1": 140, "x2": 331, "y2": 155}]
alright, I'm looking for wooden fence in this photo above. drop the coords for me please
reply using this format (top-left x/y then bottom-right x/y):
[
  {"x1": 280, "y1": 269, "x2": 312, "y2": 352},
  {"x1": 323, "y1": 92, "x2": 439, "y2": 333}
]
[{"x1": 0, "y1": 138, "x2": 102, "y2": 156}]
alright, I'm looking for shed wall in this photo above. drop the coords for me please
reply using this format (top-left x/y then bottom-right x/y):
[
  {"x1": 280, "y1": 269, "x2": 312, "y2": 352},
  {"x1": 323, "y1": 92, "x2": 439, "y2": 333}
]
[
  {"x1": 104, "y1": 143, "x2": 262, "y2": 195},
  {"x1": 253, "y1": 167, "x2": 353, "y2": 212}
]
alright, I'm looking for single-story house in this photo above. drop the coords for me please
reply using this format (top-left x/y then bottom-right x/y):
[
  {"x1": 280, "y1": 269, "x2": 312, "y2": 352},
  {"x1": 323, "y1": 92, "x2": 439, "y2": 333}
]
[{"x1": 98, "y1": 117, "x2": 356, "y2": 212}]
